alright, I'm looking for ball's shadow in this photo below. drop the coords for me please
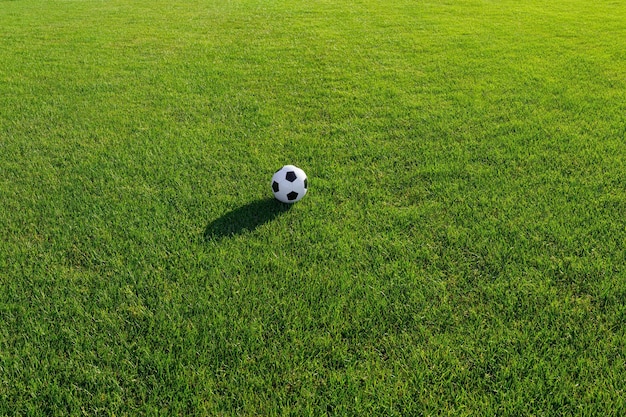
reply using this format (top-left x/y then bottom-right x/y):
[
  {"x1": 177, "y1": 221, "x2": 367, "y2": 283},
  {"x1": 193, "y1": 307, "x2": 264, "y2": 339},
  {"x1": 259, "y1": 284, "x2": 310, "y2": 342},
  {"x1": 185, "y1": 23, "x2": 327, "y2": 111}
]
[{"x1": 204, "y1": 197, "x2": 292, "y2": 241}]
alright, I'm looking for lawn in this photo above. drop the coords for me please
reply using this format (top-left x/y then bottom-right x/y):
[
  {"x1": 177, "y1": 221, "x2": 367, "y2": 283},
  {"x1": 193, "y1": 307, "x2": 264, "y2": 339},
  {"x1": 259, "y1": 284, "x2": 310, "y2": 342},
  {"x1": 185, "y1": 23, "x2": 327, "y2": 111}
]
[{"x1": 1, "y1": 0, "x2": 625, "y2": 415}]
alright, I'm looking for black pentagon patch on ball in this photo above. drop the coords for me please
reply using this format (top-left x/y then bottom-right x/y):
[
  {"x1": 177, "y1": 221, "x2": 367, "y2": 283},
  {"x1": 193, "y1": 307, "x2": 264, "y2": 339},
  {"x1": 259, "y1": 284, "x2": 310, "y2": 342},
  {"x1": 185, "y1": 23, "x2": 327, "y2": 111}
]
[
  {"x1": 304, "y1": 178, "x2": 308, "y2": 189},
  {"x1": 287, "y1": 191, "x2": 299, "y2": 201},
  {"x1": 272, "y1": 181, "x2": 280, "y2": 192},
  {"x1": 285, "y1": 171, "x2": 297, "y2": 182}
]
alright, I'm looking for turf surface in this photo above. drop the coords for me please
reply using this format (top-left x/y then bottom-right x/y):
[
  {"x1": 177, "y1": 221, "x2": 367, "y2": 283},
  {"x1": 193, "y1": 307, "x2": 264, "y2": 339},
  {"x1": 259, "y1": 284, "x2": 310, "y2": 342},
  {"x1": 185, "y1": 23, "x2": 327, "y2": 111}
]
[{"x1": 1, "y1": 0, "x2": 625, "y2": 415}]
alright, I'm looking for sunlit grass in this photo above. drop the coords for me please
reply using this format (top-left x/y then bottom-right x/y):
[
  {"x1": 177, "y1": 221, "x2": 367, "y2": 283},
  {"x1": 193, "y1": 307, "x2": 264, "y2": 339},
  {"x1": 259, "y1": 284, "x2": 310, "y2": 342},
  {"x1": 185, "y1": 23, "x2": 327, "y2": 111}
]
[{"x1": 1, "y1": 0, "x2": 625, "y2": 415}]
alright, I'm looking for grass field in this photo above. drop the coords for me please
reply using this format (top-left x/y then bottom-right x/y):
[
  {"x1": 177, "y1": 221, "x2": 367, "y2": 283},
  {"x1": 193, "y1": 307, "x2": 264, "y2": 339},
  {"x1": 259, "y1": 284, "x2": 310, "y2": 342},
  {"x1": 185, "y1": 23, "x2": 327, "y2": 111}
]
[{"x1": 1, "y1": 0, "x2": 625, "y2": 415}]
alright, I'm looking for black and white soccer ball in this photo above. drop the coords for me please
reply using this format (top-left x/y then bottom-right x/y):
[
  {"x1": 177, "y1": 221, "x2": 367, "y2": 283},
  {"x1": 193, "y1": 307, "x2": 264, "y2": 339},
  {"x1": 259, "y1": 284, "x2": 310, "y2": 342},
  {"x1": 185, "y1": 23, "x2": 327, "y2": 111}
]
[{"x1": 271, "y1": 165, "x2": 308, "y2": 203}]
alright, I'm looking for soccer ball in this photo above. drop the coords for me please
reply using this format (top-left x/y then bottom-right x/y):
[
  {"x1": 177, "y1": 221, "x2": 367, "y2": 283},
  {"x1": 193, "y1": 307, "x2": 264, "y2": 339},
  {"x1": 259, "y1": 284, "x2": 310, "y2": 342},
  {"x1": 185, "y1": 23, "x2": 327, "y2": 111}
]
[{"x1": 271, "y1": 165, "x2": 308, "y2": 203}]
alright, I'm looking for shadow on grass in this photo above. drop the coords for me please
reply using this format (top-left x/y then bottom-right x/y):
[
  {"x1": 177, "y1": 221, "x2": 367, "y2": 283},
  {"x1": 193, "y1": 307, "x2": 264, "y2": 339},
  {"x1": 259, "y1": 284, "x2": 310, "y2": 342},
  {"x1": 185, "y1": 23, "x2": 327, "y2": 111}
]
[{"x1": 204, "y1": 197, "x2": 292, "y2": 241}]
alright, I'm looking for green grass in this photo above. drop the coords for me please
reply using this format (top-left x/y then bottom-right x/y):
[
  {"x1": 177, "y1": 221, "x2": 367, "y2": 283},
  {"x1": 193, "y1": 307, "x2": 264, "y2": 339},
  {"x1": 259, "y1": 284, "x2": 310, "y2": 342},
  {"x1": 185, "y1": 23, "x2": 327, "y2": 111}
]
[{"x1": 1, "y1": 0, "x2": 625, "y2": 415}]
